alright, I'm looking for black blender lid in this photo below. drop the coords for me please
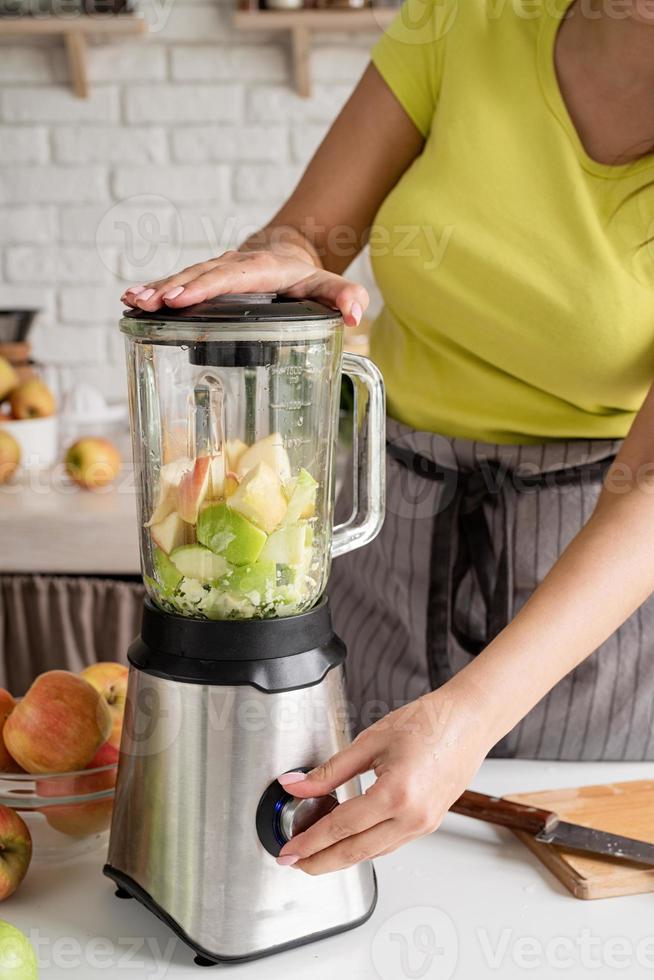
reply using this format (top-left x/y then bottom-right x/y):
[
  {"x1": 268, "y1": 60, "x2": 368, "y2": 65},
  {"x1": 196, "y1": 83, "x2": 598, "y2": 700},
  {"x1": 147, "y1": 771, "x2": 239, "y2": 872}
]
[{"x1": 122, "y1": 293, "x2": 339, "y2": 323}]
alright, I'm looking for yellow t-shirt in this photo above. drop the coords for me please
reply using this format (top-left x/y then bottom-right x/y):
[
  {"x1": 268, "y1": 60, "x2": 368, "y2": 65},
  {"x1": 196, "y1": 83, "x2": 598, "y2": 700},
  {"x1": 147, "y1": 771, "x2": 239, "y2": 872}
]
[{"x1": 370, "y1": 0, "x2": 654, "y2": 443}]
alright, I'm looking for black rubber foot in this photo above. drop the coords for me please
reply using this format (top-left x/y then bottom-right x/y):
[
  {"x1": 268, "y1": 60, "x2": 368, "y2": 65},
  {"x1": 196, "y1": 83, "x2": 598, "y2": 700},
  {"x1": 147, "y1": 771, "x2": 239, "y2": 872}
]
[
  {"x1": 194, "y1": 955, "x2": 216, "y2": 967},
  {"x1": 115, "y1": 887, "x2": 132, "y2": 899}
]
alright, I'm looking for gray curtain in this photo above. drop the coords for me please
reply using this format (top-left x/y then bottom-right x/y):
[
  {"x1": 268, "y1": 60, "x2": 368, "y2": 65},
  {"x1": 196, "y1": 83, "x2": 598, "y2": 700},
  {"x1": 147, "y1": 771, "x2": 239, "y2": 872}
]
[{"x1": 0, "y1": 575, "x2": 145, "y2": 694}]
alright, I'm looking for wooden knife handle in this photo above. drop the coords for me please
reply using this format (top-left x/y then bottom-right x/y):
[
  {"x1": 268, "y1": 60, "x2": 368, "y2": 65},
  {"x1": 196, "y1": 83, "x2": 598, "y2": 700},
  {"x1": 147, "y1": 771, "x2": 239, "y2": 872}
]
[{"x1": 450, "y1": 790, "x2": 558, "y2": 835}]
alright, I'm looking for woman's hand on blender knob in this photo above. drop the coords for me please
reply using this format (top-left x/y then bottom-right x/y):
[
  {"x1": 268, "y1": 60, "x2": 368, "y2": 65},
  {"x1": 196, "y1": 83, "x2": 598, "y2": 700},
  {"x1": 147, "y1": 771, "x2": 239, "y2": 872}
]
[
  {"x1": 120, "y1": 250, "x2": 369, "y2": 328},
  {"x1": 275, "y1": 685, "x2": 494, "y2": 874}
]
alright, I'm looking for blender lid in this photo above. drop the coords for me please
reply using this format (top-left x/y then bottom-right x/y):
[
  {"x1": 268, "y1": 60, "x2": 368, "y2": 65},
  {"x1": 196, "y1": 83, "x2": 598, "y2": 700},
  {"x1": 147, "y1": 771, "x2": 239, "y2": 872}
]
[{"x1": 122, "y1": 293, "x2": 339, "y2": 324}]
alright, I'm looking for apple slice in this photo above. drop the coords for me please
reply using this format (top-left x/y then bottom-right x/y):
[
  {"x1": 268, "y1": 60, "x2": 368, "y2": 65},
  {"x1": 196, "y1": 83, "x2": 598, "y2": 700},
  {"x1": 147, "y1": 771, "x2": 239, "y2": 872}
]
[
  {"x1": 225, "y1": 560, "x2": 277, "y2": 601},
  {"x1": 260, "y1": 523, "x2": 308, "y2": 565},
  {"x1": 197, "y1": 502, "x2": 267, "y2": 566},
  {"x1": 226, "y1": 438, "x2": 248, "y2": 472},
  {"x1": 283, "y1": 468, "x2": 318, "y2": 524},
  {"x1": 236, "y1": 433, "x2": 291, "y2": 482},
  {"x1": 224, "y1": 472, "x2": 240, "y2": 499},
  {"x1": 208, "y1": 453, "x2": 226, "y2": 500},
  {"x1": 146, "y1": 458, "x2": 193, "y2": 526},
  {"x1": 150, "y1": 511, "x2": 187, "y2": 555},
  {"x1": 227, "y1": 461, "x2": 287, "y2": 534},
  {"x1": 170, "y1": 545, "x2": 229, "y2": 583},
  {"x1": 154, "y1": 546, "x2": 183, "y2": 593},
  {"x1": 177, "y1": 457, "x2": 212, "y2": 525}
]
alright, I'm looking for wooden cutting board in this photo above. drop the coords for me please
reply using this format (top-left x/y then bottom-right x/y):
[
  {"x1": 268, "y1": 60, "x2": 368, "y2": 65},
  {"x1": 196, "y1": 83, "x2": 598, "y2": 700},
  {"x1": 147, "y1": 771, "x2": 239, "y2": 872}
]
[{"x1": 505, "y1": 780, "x2": 654, "y2": 900}]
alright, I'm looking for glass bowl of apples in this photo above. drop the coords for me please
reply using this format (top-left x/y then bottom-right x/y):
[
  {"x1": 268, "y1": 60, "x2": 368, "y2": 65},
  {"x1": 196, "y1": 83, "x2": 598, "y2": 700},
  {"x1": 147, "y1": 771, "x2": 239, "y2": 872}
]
[
  {"x1": 0, "y1": 761, "x2": 117, "y2": 863},
  {"x1": 0, "y1": 662, "x2": 127, "y2": 863}
]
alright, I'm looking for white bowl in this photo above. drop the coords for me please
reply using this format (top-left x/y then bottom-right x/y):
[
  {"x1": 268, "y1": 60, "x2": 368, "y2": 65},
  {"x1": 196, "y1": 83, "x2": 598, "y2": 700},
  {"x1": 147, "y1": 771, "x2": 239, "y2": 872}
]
[{"x1": 0, "y1": 415, "x2": 59, "y2": 470}]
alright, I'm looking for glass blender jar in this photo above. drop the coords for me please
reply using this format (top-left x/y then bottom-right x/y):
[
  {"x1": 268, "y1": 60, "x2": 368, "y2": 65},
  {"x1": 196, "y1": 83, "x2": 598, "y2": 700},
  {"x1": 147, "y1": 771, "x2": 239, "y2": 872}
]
[{"x1": 121, "y1": 294, "x2": 385, "y2": 621}]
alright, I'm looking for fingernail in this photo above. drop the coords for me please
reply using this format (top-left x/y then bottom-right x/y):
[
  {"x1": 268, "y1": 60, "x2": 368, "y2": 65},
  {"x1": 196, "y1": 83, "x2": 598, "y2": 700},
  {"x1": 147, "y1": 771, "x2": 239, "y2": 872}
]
[
  {"x1": 126, "y1": 285, "x2": 146, "y2": 295},
  {"x1": 163, "y1": 285, "x2": 184, "y2": 300},
  {"x1": 350, "y1": 302, "x2": 362, "y2": 326},
  {"x1": 139, "y1": 288, "x2": 155, "y2": 301},
  {"x1": 278, "y1": 771, "x2": 308, "y2": 786},
  {"x1": 276, "y1": 854, "x2": 299, "y2": 867}
]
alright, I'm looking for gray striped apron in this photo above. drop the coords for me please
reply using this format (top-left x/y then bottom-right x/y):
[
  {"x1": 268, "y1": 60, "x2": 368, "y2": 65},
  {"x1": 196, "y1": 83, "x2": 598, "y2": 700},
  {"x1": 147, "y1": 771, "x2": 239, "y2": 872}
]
[{"x1": 329, "y1": 418, "x2": 654, "y2": 760}]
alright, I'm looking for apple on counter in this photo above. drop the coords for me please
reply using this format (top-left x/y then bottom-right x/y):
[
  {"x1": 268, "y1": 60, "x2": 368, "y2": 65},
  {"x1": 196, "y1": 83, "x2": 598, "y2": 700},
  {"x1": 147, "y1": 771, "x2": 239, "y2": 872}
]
[
  {"x1": 0, "y1": 810, "x2": 31, "y2": 904},
  {"x1": 0, "y1": 920, "x2": 38, "y2": 979},
  {"x1": 0, "y1": 694, "x2": 21, "y2": 775},
  {"x1": 64, "y1": 438, "x2": 122, "y2": 490}
]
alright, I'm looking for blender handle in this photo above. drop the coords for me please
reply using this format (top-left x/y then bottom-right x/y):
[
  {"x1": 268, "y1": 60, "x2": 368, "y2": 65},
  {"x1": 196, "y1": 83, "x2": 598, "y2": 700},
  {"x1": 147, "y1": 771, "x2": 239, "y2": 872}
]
[{"x1": 332, "y1": 352, "x2": 386, "y2": 559}]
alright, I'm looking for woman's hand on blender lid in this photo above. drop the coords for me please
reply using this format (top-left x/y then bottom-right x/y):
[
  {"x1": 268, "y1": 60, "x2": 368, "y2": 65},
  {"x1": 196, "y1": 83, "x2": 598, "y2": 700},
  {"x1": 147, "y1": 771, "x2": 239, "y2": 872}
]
[
  {"x1": 275, "y1": 686, "x2": 491, "y2": 875},
  {"x1": 120, "y1": 250, "x2": 369, "y2": 328}
]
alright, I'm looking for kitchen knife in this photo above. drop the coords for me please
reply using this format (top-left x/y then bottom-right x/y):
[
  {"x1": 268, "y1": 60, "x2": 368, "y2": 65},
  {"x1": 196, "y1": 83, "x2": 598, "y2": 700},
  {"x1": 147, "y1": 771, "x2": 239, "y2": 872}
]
[{"x1": 450, "y1": 790, "x2": 654, "y2": 866}]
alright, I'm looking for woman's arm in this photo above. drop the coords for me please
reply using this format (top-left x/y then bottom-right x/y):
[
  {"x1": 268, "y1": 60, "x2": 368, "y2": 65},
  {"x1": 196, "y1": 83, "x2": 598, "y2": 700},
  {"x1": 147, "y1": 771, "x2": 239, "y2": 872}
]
[
  {"x1": 275, "y1": 385, "x2": 654, "y2": 874},
  {"x1": 120, "y1": 64, "x2": 424, "y2": 322}
]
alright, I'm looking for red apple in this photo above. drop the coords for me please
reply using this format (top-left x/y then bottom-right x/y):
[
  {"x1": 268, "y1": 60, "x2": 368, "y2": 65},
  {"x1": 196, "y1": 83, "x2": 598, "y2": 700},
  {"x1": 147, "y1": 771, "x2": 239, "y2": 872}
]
[
  {"x1": 0, "y1": 806, "x2": 32, "y2": 900},
  {"x1": 65, "y1": 437, "x2": 121, "y2": 490},
  {"x1": 177, "y1": 456, "x2": 212, "y2": 524},
  {"x1": 0, "y1": 691, "x2": 21, "y2": 774},
  {"x1": 4, "y1": 671, "x2": 112, "y2": 774},
  {"x1": 38, "y1": 765, "x2": 116, "y2": 838},
  {"x1": 80, "y1": 661, "x2": 127, "y2": 693},
  {"x1": 80, "y1": 663, "x2": 128, "y2": 753},
  {"x1": 87, "y1": 741, "x2": 119, "y2": 767}
]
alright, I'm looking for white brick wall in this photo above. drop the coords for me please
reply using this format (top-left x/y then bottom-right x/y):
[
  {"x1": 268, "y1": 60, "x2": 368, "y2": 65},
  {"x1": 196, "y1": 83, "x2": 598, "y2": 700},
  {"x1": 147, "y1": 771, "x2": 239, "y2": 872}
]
[{"x1": 0, "y1": 5, "x2": 383, "y2": 399}]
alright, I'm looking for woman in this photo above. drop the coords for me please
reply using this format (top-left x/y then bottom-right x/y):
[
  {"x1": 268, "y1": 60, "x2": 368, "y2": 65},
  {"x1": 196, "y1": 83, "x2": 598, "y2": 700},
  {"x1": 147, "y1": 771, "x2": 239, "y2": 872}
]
[{"x1": 121, "y1": 0, "x2": 654, "y2": 874}]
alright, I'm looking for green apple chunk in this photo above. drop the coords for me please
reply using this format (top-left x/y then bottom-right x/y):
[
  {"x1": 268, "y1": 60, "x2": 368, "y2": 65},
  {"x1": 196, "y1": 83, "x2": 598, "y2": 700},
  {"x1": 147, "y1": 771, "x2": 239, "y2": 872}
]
[
  {"x1": 171, "y1": 545, "x2": 229, "y2": 583},
  {"x1": 153, "y1": 546, "x2": 183, "y2": 593},
  {"x1": 227, "y1": 461, "x2": 287, "y2": 534},
  {"x1": 224, "y1": 560, "x2": 277, "y2": 600},
  {"x1": 260, "y1": 522, "x2": 309, "y2": 565},
  {"x1": 283, "y1": 468, "x2": 318, "y2": 524},
  {"x1": 197, "y1": 502, "x2": 267, "y2": 566}
]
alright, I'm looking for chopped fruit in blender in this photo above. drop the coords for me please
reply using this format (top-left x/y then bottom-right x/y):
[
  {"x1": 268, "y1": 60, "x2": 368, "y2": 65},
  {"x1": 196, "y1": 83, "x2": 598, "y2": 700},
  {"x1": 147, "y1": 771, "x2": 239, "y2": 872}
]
[
  {"x1": 147, "y1": 458, "x2": 193, "y2": 526},
  {"x1": 177, "y1": 457, "x2": 212, "y2": 524},
  {"x1": 236, "y1": 433, "x2": 292, "y2": 483},
  {"x1": 150, "y1": 511, "x2": 187, "y2": 555},
  {"x1": 154, "y1": 547, "x2": 183, "y2": 593},
  {"x1": 170, "y1": 545, "x2": 229, "y2": 583},
  {"x1": 208, "y1": 454, "x2": 226, "y2": 500},
  {"x1": 224, "y1": 472, "x2": 240, "y2": 498},
  {"x1": 283, "y1": 468, "x2": 319, "y2": 524},
  {"x1": 260, "y1": 523, "x2": 309, "y2": 565},
  {"x1": 225, "y1": 438, "x2": 247, "y2": 472},
  {"x1": 197, "y1": 502, "x2": 267, "y2": 566},
  {"x1": 228, "y1": 461, "x2": 288, "y2": 534},
  {"x1": 224, "y1": 560, "x2": 277, "y2": 602}
]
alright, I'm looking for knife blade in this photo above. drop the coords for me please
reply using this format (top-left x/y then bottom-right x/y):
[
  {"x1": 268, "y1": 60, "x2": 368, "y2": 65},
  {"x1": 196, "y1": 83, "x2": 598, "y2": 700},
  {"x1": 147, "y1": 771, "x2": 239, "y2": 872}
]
[{"x1": 450, "y1": 790, "x2": 654, "y2": 866}]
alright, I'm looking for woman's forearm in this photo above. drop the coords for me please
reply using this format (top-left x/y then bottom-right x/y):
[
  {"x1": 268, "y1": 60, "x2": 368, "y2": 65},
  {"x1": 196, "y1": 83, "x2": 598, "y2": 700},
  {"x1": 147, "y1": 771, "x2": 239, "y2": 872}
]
[{"x1": 447, "y1": 432, "x2": 654, "y2": 749}]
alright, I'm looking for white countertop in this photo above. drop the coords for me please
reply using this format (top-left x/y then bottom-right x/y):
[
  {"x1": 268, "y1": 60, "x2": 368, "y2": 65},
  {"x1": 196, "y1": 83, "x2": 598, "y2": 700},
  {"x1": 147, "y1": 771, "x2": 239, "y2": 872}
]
[
  {"x1": 0, "y1": 463, "x2": 141, "y2": 576},
  {"x1": 6, "y1": 758, "x2": 654, "y2": 980}
]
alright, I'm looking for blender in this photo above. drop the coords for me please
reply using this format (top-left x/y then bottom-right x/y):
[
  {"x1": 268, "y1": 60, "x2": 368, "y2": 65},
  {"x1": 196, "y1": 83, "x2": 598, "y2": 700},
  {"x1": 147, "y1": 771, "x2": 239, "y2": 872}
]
[{"x1": 104, "y1": 294, "x2": 386, "y2": 965}]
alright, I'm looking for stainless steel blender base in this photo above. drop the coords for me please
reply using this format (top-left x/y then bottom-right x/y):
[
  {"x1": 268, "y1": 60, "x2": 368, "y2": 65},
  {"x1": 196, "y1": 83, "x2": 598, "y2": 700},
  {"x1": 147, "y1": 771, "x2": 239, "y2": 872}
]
[
  {"x1": 104, "y1": 864, "x2": 378, "y2": 965},
  {"x1": 106, "y1": 638, "x2": 378, "y2": 964}
]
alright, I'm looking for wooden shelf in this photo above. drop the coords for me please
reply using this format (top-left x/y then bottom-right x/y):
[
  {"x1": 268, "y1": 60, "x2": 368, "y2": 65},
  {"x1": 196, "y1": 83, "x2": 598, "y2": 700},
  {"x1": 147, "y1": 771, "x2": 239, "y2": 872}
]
[
  {"x1": 234, "y1": 7, "x2": 396, "y2": 96},
  {"x1": 0, "y1": 14, "x2": 148, "y2": 97}
]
